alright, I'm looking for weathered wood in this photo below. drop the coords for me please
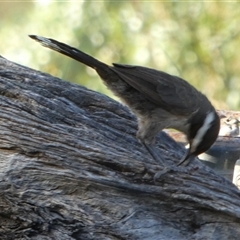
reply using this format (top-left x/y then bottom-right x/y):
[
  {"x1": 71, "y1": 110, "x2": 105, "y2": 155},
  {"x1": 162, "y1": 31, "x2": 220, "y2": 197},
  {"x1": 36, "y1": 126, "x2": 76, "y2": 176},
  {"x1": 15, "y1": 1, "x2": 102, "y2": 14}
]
[{"x1": 0, "y1": 56, "x2": 240, "y2": 240}]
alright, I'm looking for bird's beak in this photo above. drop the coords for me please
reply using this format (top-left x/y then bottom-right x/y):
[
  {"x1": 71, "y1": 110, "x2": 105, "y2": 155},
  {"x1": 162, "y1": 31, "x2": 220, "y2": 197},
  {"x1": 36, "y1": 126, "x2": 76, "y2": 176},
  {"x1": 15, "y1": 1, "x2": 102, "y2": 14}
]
[{"x1": 178, "y1": 149, "x2": 195, "y2": 166}]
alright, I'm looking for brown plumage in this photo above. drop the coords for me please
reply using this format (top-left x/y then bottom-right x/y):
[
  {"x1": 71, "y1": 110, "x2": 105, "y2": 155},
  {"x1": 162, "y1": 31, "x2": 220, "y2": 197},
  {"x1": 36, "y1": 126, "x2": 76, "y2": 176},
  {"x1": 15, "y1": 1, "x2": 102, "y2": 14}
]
[{"x1": 29, "y1": 35, "x2": 220, "y2": 166}]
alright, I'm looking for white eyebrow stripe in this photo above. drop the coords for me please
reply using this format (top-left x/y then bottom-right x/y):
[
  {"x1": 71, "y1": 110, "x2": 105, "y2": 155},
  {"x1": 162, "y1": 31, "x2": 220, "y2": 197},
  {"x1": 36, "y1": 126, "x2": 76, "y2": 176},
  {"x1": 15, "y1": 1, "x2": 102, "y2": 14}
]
[{"x1": 191, "y1": 111, "x2": 215, "y2": 153}]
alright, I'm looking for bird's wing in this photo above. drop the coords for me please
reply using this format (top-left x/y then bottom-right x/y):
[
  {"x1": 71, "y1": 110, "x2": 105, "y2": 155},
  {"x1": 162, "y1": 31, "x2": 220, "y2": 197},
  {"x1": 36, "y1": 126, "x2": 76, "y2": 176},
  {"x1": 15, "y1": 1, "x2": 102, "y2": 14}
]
[{"x1": 112, "y1": 64, "x2": 205, "y2": 115}]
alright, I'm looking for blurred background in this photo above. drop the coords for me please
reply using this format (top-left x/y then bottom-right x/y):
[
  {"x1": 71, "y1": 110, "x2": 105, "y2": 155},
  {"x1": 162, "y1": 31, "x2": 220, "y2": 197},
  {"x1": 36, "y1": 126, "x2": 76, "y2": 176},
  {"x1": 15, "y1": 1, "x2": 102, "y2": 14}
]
[{"x1": 0, "y1": 1, "x2": 239, "y2": 110}]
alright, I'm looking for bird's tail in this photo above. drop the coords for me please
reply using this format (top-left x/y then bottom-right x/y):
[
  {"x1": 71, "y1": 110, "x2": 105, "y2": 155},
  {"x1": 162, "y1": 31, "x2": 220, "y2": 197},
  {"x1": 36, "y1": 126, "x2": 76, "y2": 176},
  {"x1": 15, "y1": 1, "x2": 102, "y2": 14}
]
[{"x1": 29, "y1": 35, "x2": 107, "y2": 70}]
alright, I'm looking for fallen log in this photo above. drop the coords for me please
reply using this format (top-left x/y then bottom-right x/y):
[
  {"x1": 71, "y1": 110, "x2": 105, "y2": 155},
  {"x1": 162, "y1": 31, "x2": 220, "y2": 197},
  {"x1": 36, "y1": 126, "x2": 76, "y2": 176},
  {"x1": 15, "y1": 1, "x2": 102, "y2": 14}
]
[{"x1": 0, "y1": 56, "x2": 240, "y2": 240}]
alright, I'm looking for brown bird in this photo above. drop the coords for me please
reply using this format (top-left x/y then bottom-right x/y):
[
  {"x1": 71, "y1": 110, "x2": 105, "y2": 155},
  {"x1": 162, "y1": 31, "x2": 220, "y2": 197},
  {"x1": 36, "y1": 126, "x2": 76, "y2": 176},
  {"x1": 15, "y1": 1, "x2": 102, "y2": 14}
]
[{"x1": 29, "y1": 35, "x2": 220, "y2": 166}]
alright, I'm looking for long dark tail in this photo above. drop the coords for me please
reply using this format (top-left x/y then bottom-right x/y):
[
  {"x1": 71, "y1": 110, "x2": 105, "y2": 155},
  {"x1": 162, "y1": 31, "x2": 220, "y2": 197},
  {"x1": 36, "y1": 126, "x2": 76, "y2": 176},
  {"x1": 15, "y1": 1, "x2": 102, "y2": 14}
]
[{"x1": 29, "y1": 35, "x2": 108, "y2": 70}]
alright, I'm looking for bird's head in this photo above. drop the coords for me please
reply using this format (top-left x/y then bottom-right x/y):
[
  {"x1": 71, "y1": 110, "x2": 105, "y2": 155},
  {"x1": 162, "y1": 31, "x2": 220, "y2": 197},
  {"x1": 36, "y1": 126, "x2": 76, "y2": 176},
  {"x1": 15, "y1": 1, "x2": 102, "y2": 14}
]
[{"x1": 181, "y1": 109, "x2": 220, "y2": 165}]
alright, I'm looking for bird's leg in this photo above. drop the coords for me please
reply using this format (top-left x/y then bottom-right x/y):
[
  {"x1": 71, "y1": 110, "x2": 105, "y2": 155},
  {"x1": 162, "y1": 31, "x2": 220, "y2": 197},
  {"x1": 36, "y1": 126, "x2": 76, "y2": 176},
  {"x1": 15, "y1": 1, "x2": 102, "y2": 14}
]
[
  {"x1": 141, "y1": 141, "x2": 174, "y2": 182},
  {"x1": 141, "y1": 141, "x2": 161, "y2": 164},
  {"x1": 137, "y1": 120, "x2": 165, "y2": 165},
  {"x1": 137, "y1": 121, "x2": 181, "y2": 181}
]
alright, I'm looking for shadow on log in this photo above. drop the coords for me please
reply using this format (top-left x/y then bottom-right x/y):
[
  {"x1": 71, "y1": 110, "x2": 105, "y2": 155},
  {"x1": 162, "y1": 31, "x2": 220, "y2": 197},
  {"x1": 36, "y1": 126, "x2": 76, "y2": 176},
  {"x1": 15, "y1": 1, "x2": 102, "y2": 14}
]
[{"x1": 0, "y1": 56, "x2": 240, "y2": 240}]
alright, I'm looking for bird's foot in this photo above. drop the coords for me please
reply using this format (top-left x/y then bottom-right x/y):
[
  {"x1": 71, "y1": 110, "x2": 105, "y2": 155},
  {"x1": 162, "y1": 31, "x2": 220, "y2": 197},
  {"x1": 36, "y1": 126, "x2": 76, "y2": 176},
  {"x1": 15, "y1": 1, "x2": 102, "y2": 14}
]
[
  {"x1": 153, "y1": 165, "x2": 179, "y2": 183},
  {"x1": 140, "y1": 141, "x2": 165, "y2": 165},
  {"x1": 153, "y1": 163, "x2": 199, "y2": 183}
]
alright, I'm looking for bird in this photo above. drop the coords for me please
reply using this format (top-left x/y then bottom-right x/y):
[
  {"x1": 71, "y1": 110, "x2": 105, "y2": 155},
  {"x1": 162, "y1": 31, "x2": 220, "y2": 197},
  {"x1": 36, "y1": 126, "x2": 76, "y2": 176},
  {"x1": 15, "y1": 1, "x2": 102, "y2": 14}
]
[{"x1": 29, "y1": 35, "x2": 220, "y2": 166}]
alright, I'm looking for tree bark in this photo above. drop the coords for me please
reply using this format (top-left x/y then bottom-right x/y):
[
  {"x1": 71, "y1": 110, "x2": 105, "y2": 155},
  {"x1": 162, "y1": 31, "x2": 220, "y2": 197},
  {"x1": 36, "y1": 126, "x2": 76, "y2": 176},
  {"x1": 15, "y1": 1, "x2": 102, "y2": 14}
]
[{"x1": 0, "y1": 56, "x2": 240, "y2": 240}]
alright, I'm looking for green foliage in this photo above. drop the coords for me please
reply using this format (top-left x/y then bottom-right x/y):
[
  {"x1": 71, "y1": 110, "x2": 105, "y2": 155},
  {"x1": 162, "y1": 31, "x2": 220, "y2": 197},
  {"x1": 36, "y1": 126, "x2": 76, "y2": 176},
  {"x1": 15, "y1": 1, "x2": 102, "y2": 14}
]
[{"x1": 0, "y1": 1, "x2": 240, "y2": 109}]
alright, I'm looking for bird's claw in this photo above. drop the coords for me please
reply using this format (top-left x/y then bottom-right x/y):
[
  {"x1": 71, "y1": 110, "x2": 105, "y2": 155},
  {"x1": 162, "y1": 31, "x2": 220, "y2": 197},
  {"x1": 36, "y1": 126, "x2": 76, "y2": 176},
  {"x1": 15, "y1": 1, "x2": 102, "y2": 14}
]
[{"x1": 153, "y1": 165, "x2": 179, "y2": 183}]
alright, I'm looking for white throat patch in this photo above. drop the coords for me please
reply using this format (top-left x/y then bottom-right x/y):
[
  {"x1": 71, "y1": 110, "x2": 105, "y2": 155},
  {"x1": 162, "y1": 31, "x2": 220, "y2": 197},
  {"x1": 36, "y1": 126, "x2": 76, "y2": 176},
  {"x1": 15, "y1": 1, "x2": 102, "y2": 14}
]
[{"x1": 191, "y1": 111, "x2": 215, "y2": 153}]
